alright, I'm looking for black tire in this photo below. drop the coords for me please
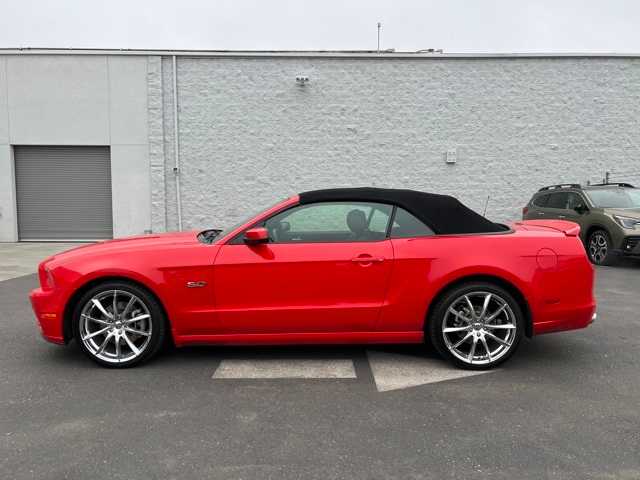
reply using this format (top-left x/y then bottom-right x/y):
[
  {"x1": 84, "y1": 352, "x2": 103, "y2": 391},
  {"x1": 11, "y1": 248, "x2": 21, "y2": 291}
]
[
  {"x1": 427, "y1": 282, "x2": 524, "y2": 370},
  {"x1": 587, "y1": 229, "x2": 616, "y2": 266},
  {"x1": 72, "y1": 281, "x2": 166, "y2": 368}
]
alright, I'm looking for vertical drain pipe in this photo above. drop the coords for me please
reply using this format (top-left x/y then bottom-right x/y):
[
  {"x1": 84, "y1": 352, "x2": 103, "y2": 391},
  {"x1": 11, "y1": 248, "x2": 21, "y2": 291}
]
[{"x1": 172, "y1": 55, "x2": 183, "y2": 231}]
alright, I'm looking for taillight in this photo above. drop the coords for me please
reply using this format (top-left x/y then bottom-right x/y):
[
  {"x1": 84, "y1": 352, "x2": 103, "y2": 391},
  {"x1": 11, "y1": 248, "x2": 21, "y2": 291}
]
[{"x1": 522, "y1": 206, "x2": 529, "y2": 217}]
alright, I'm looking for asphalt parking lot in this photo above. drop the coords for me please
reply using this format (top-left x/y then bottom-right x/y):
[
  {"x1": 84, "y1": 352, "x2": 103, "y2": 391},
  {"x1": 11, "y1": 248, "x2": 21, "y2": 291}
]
[{"x1": 1, "y1": 257, "x2": 639, "y2": 480}]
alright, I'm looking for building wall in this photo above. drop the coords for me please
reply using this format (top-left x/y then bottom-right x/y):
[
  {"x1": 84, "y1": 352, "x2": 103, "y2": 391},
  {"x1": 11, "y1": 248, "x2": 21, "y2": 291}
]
[
  {"x1": 0, "y1": 57, "x2": 17, "y2": 241},
  {"x1": 1, "y1": 53, "x2": 639, "y2": 241},
  {"x1": 154, "y1": 56, "x2": 640, "y2": 232},
  {"x1": 0, "y1": 54, "x2": 151, "y2": 241}
]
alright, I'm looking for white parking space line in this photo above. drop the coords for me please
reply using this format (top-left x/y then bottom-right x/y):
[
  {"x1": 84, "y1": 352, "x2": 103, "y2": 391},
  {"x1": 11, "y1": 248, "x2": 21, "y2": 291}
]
[
  {"x1": 367, "y1": 350, "x2": 492, "y2": 392},
  {"x1": 212, "y1": 358, "x2": 357, "y2": 379}
]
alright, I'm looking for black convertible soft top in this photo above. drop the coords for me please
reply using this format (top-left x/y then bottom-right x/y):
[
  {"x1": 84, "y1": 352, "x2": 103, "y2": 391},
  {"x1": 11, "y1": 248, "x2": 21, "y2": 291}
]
[{"x1": 299, "y1": 187, "x2": 504, "y2": 234}]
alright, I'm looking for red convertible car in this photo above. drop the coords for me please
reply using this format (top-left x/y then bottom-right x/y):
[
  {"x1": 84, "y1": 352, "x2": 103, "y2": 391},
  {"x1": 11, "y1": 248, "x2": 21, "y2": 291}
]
[{"x1": 30, "y1": 188, "x2": 596, "y2": 369}]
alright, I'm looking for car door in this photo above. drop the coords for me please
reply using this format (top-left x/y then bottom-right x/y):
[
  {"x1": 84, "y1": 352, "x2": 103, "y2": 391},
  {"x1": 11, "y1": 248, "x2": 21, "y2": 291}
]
[
  {"x1": 563, "y1": 191, "x2": 589, "y2": 224},
  {"x1": 527, "y1": 193, "x2": 551, "y2": 219},
  {"x1": 212, "y1": 201, "x2": 395, "y2": 334},
  {"x1": 541, "y1": 191, "x2": 570, "y2": 220}
]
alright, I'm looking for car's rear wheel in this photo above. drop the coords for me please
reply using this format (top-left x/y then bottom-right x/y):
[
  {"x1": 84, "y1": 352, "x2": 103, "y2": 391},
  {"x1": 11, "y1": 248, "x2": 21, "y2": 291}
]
[
  {"x1": 428, "y1": 282, "x2": 524, "y2": 370},
  {"x1": 587, "y1": 229, "x2": 615, "y2": 266},
  {"x1": 72, "y1": 281, "x2": 166, "y2": 368}
]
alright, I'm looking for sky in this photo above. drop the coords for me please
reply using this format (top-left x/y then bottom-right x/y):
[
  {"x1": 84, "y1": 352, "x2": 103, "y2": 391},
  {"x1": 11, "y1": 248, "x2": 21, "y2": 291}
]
[{"x1": 1, "y1": 0, "x2": 639, "y2": 53}]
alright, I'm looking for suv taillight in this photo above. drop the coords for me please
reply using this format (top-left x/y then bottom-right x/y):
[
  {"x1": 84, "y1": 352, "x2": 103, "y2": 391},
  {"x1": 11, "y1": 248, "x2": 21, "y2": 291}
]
[{"x1": 522, "y1": 206, "x2": 529, "y2": 217}]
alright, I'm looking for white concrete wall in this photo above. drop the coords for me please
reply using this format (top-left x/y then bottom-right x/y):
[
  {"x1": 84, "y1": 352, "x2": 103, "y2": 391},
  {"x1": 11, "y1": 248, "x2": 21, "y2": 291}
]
[
  {"x1": 6, "y1": 56, "x2": 110, "y2": 145},
  {"x1": 2, "y1": 53, "x2": 640, "y2": 241},
  {"x1": 0, "y1": 57, "x2": 8, "y2": 143},
  {"x1": 0, "y1": 146, "x2": 18, "y2": 241},
  {"x1": 110, "y1": 144, "x2": 151, "y2": 237},
  {"x1": 152, "y1": 56, "x2": 640, "y2": 232},
  {"x1": 107, "y1": 57, "x2": 151, "y2": 237},
  {"x1": 0, "y1": 57, "x2": 16, "y2": 241},
  {"x1": 0, "y1": 55, "x2": 151, "y2": 241}
]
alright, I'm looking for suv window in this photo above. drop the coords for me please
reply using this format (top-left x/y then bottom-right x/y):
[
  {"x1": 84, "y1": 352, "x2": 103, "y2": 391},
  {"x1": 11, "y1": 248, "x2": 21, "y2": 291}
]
[
  {"x1": 547, "y1": 192, "x2": 570, "y2": 209},
  {"x1": 533, "y1": 194, "x2": 550, "y2": 207},
  {"x1": 391, "y1": 207, "x2": 435, "y2": 238},
  {"x1": 567, "y1": 192, "x2": 586, "y2": 210},
  {"x1": 264, "y1": 202, "x2": 392, "y2": 243},
  {"x1": 585, "y1": 188, "x2": 640, "y2": 208}
]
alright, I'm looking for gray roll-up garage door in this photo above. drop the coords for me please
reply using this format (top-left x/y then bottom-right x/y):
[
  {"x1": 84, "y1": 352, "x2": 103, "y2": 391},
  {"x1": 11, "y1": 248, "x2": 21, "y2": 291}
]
[{"x1": 14, "y1": 146, "x2": 113, "y2": 241}]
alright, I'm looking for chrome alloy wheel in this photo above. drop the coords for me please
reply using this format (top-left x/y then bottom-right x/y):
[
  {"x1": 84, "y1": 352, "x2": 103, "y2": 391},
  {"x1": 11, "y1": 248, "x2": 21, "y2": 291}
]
[
  {"x1": 442, "y1": 291, "x2": 517, "y2": 366},
  {"x1": 589, "y1": 232, "x2": 608, "y2": 264},
  {"x1": 79, "y1": 290, "x2": 152, "y2": 364}
]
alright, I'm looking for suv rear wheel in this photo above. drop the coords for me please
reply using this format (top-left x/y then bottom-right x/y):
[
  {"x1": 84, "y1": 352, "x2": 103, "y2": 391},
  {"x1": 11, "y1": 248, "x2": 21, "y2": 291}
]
[{"x1": 587, "y1": 229, "x2": 616, "y2": 266}]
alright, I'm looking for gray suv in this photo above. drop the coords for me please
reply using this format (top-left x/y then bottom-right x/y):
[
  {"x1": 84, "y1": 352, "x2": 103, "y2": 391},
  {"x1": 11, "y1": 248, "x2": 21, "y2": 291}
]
[{"x1": 523, "y1": 183, "x2": 640, "y2": 265}]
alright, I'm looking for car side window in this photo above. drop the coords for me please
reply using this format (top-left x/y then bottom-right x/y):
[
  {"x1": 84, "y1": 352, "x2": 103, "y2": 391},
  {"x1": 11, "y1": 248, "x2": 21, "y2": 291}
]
[
  {"x1": 533, "y1": 194, "x2": 550, "y2": 207},
  {"x1": 546, "y1": 192, "x2": 570, "y2": 209},
  {"x1": 264, "y1": 202, "x2": 393, "y2": 243},
  {"x1": 390, "y1": 207, "x2": 435, "y2": 238}
]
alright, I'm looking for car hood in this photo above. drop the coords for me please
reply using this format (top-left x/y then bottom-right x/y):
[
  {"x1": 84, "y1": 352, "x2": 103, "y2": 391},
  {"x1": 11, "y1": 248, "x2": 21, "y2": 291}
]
[
  {"x1": 603, "y1": 208, "x2": 640, "y2": 219},
  {"x1": 44, "y1": 231, "x2": 200, "y2": 264}
]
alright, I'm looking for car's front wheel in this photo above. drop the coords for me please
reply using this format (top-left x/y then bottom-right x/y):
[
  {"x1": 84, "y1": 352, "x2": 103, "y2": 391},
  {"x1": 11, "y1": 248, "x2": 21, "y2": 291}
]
[
  {"x1": 587, "y1": 229, "x2": 616, "y2": 266},
  {"x1": 72, "y1": 281, "x2": 166, "y2": 368},
  {"x1": 428, "y1": 282, "x2": 524, "y2": 370}
]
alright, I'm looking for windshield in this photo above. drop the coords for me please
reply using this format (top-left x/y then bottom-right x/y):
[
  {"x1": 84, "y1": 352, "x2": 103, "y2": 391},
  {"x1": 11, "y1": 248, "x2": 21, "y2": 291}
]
[
  {"x1": 585, "y1": 188, "x2": 640, "y2": 208},
  {"x1": 199, "y1": 200, "x2": 286, "y2": 244}
]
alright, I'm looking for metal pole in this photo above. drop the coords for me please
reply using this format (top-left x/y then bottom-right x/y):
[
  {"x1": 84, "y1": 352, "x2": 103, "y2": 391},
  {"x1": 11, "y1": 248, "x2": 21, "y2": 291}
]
[
  {"x1": 483, "y1": 195, "x2": 490, "y2": 216},
  {"x1": 377, "y1": 22, "x2": 381, "y2": 53},
  {"x1": 172, "y1": 55, "x2": 183, "y2": 231}
]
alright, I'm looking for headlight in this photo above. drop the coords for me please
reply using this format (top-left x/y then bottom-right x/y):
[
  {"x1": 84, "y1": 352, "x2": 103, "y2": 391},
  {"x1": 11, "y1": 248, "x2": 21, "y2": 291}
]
[{"x1": 613, "y1": 215, "x2": 639, "y2": 229}]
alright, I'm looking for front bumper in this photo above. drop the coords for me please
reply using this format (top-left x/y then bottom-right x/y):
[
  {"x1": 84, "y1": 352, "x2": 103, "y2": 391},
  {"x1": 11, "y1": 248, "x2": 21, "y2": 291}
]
[
  {"x1": 29, "y1": 287, "x2": 66, "y2": 344},
  {"x1": 620, "y1": 236, "x2": 640, "y2": 256}
]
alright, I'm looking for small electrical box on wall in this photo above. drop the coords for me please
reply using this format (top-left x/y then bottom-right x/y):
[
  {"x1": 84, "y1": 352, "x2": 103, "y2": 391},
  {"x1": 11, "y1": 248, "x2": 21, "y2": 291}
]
[{"x1": 445, "y1": 148, "x2": 457, "y2": 164}]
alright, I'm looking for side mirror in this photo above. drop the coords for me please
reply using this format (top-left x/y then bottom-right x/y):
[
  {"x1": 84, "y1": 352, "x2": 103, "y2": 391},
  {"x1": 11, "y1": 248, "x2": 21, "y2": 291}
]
[
  {"x1": 244, "y1": 227, "x2": 269, "y2": 245},
  {"x1": 574, "y1": 205, "x2": 588, "y2": 214}
]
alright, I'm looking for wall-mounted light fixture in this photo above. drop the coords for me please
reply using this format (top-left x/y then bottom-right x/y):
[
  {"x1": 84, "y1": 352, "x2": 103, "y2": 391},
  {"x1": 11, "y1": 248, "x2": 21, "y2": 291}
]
[
  {"x1": 296, "y1": 75, "x2": 309, "y2": 86},
  {"x1": 445, "y1": 148, "x2": 457, "y2": 164}
]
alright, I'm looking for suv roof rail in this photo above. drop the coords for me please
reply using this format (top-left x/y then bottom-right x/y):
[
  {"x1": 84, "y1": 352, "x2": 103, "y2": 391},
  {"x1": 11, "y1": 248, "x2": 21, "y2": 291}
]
[
  {"x1": 588, "y1": 182, "x2": 635, "y2": 188},
  {"x1": 538, "y1": 183, "x2": 581, "y2": 192}
]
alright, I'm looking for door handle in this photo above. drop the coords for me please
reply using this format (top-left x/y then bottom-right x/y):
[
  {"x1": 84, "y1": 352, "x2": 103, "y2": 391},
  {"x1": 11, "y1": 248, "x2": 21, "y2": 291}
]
[
  {"x1": 351, "y1": 256, "x2": 385, "y2": 263},
  {"x1": 558, "y1": 215, "x2": 566, "y2": 219}
]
